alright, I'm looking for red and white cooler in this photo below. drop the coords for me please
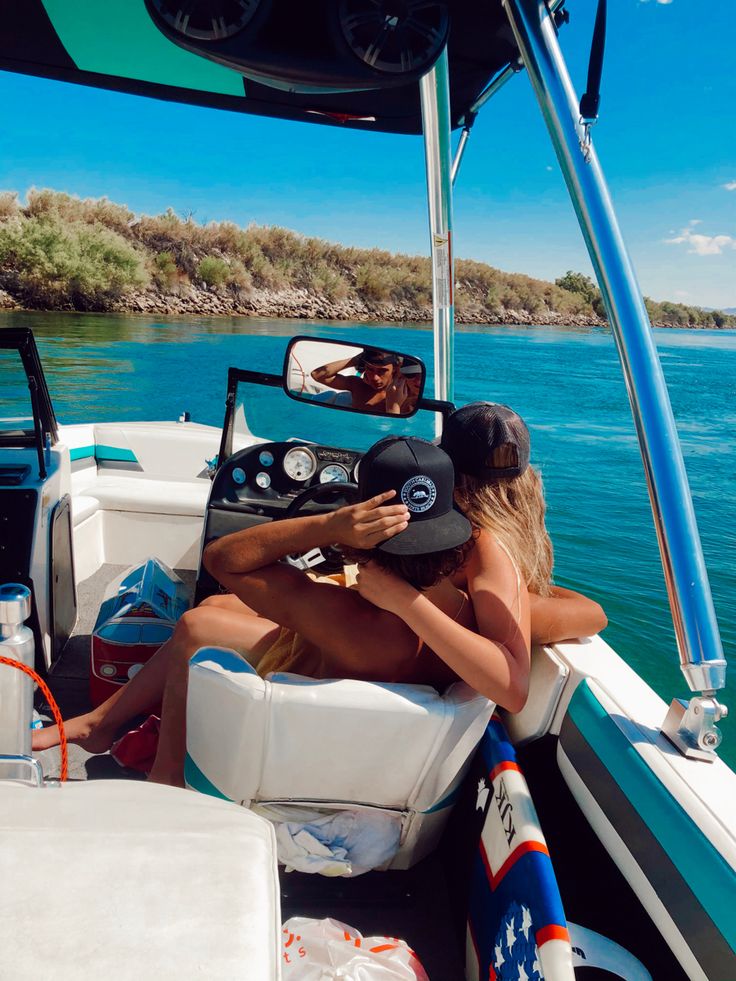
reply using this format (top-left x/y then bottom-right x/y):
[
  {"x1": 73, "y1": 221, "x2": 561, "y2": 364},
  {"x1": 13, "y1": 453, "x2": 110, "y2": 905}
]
[{"x1": 90, "y1": 558, "x2": 191, "y2": 706}]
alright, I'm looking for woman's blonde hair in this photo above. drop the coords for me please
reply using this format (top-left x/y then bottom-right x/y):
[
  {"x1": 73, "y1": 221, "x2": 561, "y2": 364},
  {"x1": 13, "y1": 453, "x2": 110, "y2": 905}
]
[{"x1": 454, "y1": 450, "x2": 554, "y2": 596}]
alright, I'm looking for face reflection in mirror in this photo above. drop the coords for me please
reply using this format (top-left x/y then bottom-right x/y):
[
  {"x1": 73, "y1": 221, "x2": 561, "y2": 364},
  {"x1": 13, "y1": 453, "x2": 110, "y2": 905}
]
[{"x1": 285, "y1": 339, "x2": 424, "y2": 417}]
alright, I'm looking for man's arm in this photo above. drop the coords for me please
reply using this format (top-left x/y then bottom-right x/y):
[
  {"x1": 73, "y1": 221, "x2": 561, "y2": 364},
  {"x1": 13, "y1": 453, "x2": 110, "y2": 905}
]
[
  {"x1": 311, "y1": 353, "x2": 362, "y2": 391},
  {"x1": 202, "y1": 494, "x2": 408, "y2": 624}
]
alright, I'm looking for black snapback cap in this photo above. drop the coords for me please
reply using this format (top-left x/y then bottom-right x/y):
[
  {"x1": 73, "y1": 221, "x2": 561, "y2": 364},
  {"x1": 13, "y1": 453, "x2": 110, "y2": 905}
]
[
  {"x1": 358, "y1": 436, "x2": 472, "y2": 556},
  {"x1": 440, "y1": 402, "x2": 530, "y2": 481}
]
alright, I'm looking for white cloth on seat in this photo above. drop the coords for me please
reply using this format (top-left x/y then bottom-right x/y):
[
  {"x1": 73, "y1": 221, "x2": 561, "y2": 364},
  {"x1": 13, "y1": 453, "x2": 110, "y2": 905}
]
[
  {"x1": 0, "y1": 779, "x2": 282, "y2": 981},
  {"x1": 272, "y1": 807, "x2": 403, "y2": 877},
  {"x1": 185, "y1": 647, "x2": 494, "y2": 867}
]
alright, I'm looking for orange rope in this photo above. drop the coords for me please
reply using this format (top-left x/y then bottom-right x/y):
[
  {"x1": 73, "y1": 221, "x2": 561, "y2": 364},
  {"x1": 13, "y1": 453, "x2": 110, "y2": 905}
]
[{"x1": 0, "y1": 656, "x2": 68, "y2": 782}]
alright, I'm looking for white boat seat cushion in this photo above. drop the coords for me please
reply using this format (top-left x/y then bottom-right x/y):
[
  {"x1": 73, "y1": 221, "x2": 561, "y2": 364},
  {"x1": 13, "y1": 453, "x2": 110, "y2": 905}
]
[
  {"x1": 186, "y1": 648, "x2": 493, "y2": 864},
  {"x1": 0, "y1": 779, "x2": 281, "y2": 980}
]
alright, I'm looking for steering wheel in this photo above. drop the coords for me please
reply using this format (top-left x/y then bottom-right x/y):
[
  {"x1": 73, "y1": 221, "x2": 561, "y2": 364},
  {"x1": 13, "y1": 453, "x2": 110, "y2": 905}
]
[{"x1": 282, "y1": 482, "x2": 359, "y2": 572}]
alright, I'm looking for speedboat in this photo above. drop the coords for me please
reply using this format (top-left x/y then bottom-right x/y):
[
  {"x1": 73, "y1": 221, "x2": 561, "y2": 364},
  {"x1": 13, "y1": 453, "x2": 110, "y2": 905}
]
[{"x1": 0, "y1": 3, "x2": 734, "y2": 979}]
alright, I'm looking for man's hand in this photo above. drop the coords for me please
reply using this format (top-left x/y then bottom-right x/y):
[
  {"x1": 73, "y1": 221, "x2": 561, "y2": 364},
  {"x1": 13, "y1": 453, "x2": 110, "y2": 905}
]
[
  {"x1": 354, "y1": 560, "x2": 417, "y2": 614},
  {"x1": 328, "y1": 491, "x2": 409, "y2": 549}
]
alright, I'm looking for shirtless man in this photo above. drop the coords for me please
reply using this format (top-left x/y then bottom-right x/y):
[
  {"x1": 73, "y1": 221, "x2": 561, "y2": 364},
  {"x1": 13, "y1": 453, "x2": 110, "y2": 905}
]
[
  {"x1": 311, "y1": 348, "x2": 415, "y2": 414},
  {"x1": 35, "y1": 437, "x2": 531, "y2": 787}
]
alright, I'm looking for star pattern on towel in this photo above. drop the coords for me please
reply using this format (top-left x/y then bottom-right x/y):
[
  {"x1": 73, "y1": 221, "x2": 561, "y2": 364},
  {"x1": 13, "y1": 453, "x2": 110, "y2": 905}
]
[
  {"x1": 476, "y1": 776, "x2": 490, "y2": 813},
  {"x1": 491, "y1": 902, "x2": 544, "y2": 980}
]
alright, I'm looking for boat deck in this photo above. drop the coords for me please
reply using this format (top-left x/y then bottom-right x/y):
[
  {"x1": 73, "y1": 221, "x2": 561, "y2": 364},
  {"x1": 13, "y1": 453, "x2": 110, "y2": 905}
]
[
  {"x1": 34, "y1": 563, "x2": 197, "y2": 781},
  {"x1": 33, "y1": 565, "x2": 467, "y2": 978}
]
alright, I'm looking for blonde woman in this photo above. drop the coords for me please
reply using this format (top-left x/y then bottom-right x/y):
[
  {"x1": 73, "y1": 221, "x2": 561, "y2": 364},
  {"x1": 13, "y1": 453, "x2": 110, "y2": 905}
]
[{"x1": 439, "y1": 401, "x2": 607, "y2": 644}]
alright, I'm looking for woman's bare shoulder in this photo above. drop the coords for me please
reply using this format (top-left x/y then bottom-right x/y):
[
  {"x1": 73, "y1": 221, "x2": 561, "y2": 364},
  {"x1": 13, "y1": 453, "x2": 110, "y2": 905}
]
[
  {"x1": 467, "y1": 528, "x2": 513, "y2": 567},
  {"x1": 459, "y1": 530, "x2": 515, "y2": 592}
]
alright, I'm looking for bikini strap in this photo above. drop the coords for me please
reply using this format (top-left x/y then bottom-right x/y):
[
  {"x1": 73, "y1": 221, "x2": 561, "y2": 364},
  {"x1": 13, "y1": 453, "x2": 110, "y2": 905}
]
[{"x1": 494, "y1": 538, "x2": 522, "y2": 619}]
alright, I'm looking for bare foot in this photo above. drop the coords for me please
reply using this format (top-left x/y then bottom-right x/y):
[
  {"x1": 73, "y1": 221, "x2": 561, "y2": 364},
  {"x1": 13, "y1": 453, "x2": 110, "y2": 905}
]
[
  {"x1": 147, "y1": 767, "x2": 185, "y2": 788},
  {"x1": 32, "y1": 713, "x2": 115, "y2": 755}
]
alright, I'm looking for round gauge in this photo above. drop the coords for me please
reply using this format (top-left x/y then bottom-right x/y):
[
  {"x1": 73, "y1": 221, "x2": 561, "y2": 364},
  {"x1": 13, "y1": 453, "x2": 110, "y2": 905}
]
[
  {"x1": 259, "y1": 450, "x2": 274, "y2": 467},
  {"x1": 283, "y1": 446, "x2": 317, "y2": 483},
  {"x1": 255, "y1": 471, "x2": 271, "y2": 489},
  {"x1": 353, "y1": 459, "x2": 361, "y2": 482},
  {"x1": 232, "y1": 467, "x2": 246, "y2": 485},
  {"x1": 319, "y1": 464, "x2": 349, "y2": 484}
]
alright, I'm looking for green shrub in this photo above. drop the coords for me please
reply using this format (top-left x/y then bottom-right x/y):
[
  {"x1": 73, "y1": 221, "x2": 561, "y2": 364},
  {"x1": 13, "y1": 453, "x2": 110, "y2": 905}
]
[
  {"x1": 0, "y1": 192, "x2": 19, "y2": 221},
  {"x1": 226, "y1": 259, "x2": 252, "y2": 293},
  {"x1": 310, "y1": 262, "x2": 349, "y2": 302},
  {"x1": 151, "y1": 250, "x2": 178, "y2": 289},
  {"x1": 197, "y1": 255, "x2": 230, "y2": 288},
  {"x1": 0, "y1": 214, "x2": 147, "y2": 309},
  {"x1": 355, "y1": 263, "x2": 390, "y2": 302}
]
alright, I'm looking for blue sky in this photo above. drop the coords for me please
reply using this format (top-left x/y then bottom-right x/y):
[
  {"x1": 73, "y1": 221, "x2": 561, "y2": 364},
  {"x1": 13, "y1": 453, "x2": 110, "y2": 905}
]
[{"x1": 1, "y1": 0, "x2": 734, "y2": 309}]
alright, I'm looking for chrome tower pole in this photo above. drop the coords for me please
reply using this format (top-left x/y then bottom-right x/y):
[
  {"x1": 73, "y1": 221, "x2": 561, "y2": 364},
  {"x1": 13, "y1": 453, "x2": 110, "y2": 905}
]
[
  {"x1": 420, "y1": 48, "x2": 455, "y2": 431},
  {"x1": 451, "y1": 125, "x2": 470, "y2": 186},
  {"x1": 503, "y1": 0, "x2": 727, "y2": 707}
]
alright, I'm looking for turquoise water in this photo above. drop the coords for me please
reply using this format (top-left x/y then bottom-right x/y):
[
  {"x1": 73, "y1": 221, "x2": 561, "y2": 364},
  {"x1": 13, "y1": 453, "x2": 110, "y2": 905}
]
[{"x1": 2, "y1": 311, "x2": 734, "y2": 762}]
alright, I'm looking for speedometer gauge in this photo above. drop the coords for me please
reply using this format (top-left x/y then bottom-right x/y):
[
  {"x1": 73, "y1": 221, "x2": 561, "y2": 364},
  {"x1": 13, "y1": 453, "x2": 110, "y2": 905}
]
[
  {"x1": 283, "y1": 446, "x2": 317, "y2": 482},
  {"x1": 319, "y1": 464, "x2": 349, "y2": 484}
]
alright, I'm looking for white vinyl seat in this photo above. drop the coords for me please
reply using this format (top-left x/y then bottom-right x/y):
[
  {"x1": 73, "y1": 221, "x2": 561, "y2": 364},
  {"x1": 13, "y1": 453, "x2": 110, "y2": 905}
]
[
  {"x1": 0, "y1": 779, "x2": 281, "y2": 981},
  {"x1": 185, "y1": 647, "x2": 494, "y2": 869}
]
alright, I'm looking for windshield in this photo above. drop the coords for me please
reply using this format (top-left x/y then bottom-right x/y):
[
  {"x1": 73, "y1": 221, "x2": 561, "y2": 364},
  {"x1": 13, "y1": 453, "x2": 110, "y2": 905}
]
[
  {"x1": 231, "y1": 376, "x2": 437, "y2": 455},
  {"x1": 225, "y1": 327, "x2": 440, "y2": 455},
  {"x1": 0, "y1": 348, "x2": 35, "y2": 443}
]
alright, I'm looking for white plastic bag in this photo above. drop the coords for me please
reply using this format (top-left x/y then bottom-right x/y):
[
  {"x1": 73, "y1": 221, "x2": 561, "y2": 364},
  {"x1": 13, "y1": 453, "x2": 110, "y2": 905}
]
[{"x1": 281, "y1": 917, "x2": 429, "y2": 980}]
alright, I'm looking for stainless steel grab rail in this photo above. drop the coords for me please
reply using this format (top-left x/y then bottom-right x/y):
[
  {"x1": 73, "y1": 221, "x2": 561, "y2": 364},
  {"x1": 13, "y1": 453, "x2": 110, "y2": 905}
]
[
  {"x1": 0, "y1": 754, "x2": 45, "y2": 787},
  {"x1": 503, "y1": 0, "x2": 727, "y2": 752},
  {"x1": 420, "y1": 49, "x2": 455, "y2": 434}
]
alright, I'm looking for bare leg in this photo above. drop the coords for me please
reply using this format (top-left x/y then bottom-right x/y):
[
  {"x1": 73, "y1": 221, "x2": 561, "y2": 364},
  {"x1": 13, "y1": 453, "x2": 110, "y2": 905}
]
[
  {"x1": 148, "y1": 606, "x2": 281, "y2": 786},
  {"x1": 33, "y1": 605, "x2": 280, "y2": 754},
  {"x1": 199, "y1": 593, "x2": 259, "y2": 616}
]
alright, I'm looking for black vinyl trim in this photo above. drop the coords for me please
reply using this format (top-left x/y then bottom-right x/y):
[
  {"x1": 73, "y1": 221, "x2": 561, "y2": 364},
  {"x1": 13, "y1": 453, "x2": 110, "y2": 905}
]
[
  {"x1": 0, "y1": 1, "x2": 523, "y2": 136},
  {"x1": 559, "y1": 715, "x2": 736, "y2": 980},
  {"x1": 0, "y1": 0, "x2": 76, "y2": 70},
  {"x1": 70, "y1": 456, "x2": 96, "y2": 473},
  {"x1": 96, "y1": 459, "x2": 144, "y2": 473}
]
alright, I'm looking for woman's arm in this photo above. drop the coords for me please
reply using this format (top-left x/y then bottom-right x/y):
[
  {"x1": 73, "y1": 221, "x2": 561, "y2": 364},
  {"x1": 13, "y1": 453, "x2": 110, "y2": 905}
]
[
  {"x1": 529, "y1": 585, "x2": 607, "y2": 645},
  {"x1": 355, "y1": 534, "x2": 531, "y2": 712}
]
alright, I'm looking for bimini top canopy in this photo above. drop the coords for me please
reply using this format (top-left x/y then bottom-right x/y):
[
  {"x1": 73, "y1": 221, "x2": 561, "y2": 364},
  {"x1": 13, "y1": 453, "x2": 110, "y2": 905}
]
[{"x1": 0, "y1": 0, "x2": 524, "y2": 135}]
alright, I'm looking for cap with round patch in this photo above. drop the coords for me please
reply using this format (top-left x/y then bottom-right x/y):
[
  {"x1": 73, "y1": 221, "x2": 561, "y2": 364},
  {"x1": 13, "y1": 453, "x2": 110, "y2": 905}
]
[{"x1": 358, "y1": 436, "x2": 472, "y2": 555}]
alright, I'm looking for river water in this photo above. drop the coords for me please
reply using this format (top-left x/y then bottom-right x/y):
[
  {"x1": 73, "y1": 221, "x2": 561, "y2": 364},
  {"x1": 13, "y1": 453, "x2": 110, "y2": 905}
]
[{"x1": 2, "y1": 311, "x2": 735, "y2": 761}]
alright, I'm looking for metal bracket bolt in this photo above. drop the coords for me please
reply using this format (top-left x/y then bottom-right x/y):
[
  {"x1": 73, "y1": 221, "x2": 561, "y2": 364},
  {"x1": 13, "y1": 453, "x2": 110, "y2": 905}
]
[{"x1": 662, "y1": 694, "x2": 729, "y2": 762}]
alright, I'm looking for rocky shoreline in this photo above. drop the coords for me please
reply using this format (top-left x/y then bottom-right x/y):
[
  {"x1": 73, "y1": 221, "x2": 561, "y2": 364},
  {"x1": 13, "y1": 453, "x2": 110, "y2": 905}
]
[
  {"x1": 0, "y1": 282, "x2": 723, "y2": 330},
  {"x1": 0, "y1": 283, "x2": 606, "y2": 328}
]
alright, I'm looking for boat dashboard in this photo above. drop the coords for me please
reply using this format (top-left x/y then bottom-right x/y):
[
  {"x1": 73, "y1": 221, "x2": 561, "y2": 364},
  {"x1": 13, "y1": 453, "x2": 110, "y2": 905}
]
[
  {"x1": 196, "y1": 440, "x2": 361, "y2": 601},
  {"x1": 212, "y1": 440, "x2": 361, "y2": 513}
]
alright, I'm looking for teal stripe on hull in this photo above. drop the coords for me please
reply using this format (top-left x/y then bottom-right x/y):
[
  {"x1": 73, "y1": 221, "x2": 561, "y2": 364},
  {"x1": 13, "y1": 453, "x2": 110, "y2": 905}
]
[
  {"x1": 568, "y1": 681, "x2": 736, "y2": 954},
  {"x1": 94, "y1": 444, "x2": 138, "y2": 463},
  {"x1": 184, "y1": 753, "x2": 233, "y2": 802},
  {"x1": 69, "y1": 444, "x2": 95, "y2": 461},
  {"x1": 70, "y1": 444, "x2": 137, "y2": 463}
]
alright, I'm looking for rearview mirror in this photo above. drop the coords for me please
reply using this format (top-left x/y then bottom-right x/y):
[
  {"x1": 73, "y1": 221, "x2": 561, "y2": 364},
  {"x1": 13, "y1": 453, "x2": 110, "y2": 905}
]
[{"x1": 283, "y1": 336, "x2": 426, "y2": 418}]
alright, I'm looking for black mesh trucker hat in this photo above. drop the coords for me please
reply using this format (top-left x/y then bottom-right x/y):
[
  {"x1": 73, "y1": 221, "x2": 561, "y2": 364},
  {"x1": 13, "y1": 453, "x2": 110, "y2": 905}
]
[
  {"x1": 358, "y1": 436, "x2": 472, "y2": 556},
  {"x1": 440, "y1": 402, "x2": 530, "y2": 481}
]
